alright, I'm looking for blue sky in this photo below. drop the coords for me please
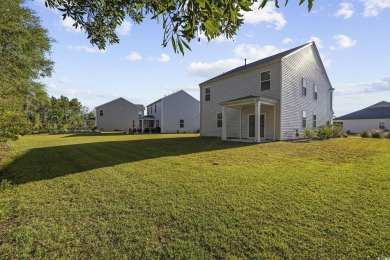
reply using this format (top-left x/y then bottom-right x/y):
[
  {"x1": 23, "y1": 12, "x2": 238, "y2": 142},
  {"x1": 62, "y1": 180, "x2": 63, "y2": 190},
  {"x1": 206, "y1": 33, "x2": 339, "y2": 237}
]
[{"x1": 29, "y1": 0, "x2": 390, "y2": 116}]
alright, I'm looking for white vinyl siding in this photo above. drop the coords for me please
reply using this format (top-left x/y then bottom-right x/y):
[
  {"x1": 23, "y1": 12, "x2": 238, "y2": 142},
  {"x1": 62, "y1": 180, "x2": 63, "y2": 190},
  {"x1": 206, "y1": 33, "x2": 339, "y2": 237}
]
[
  {"x1": 200, "y1": 61, "x2": 281, "y2": 139},
  {"x1": 281, "y1": 44, "x2": 333, "y2": 139}
]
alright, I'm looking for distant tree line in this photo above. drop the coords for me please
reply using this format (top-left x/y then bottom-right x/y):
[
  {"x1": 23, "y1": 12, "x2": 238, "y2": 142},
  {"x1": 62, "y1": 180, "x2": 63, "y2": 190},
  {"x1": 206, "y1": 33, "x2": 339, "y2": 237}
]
[{"x1": 0, "y1": 0, "x2": 94, "y2": 142}]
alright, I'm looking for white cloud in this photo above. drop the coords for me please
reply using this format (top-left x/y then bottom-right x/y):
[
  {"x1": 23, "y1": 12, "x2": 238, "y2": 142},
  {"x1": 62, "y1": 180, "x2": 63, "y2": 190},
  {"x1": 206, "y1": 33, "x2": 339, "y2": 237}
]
[
  {"x1": 243, "y1": 3, "x2": 287, "y2": 30},
  {"x1": 64, "y1": 88, "x2": 79, "y2": 95},
  {"x1": 188, "y1": 58, "x2": 244, "y2": 78},
  {"x1": 333, "y1": 34, "x2": 357, "y2": 48},
  {"x1": 115, "y1": 20, "x2": 132, "y2": 36},
  {"x1": 198, "y1": 32, "x2": 235, "y2": 43},
  {"x1": 46, "y1": 83, "x2": 58, "y2": 92},
  {"x1": 361, "y1": 0, "x2": 390, "y2": 17},
  {"x1": 320, "y1": 54, "x2": 332, "y2": 68},
  {"x1": 157, "y1": 53, "x2": 170, "y2": 63},
  {"x1": 188, "y1": 44, "x2": 285, "y2": 78},
  {"x1": 282, "y1": 38, "x2": 292, "y2": 45},
  {"x1": 58, "y1": 76, "x2": 74, "y2": 84},
  {"x1": 68, "y1": 45, "x2": 107, "y2": 54},
  {"x1": 335, "y1": 2, "x2": 354, "y2": 19},
  {"x1": 60, "y1": 16, "x2": 82, "y2": 33},
  {"x1": 308, "y1": 36, "x2": 324, "y2": 49},
  {"x1": 334, "y1": 77, "x2": 390, "y2": 96},
  {"x1": 125, "y1": 52, "x2": 142, "y2": 61},
  {"x1": 234, "y1": 44, "x2": 284, "y2": 60}
]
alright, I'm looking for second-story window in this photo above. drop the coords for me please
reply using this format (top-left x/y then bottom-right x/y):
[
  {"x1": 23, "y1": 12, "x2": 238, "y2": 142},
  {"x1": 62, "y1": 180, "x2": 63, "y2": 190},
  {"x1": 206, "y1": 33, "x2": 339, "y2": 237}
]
[
  {"x1": 302, "y1": 111, "x2": 307, "y2": 127},
  {"x1": 180, "y1": 119, "x2": 184, "y2": 128},
  {"x1": 302, "y1": 78, "x2": 307, "y2": 96},
  {"x1": 314, "y1": 84, "x2": 318, "y2": 100},
  {"x1": 205, "y1": 87, "x2": 210, "y2": 101},
  {"x1": 155, "y1": 105, "x2": 157, "y2": 113},
  {"x1": 261, "y1": 70, "x2": 271, "y2": 91},
  {"x1": 99, "y1": 109, "x2": 103, "y2": 116}
]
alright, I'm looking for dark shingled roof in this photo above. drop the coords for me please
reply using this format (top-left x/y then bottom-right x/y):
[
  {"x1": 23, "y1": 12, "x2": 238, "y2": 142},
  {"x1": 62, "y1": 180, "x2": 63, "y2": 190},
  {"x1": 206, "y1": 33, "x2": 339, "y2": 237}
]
[
  {"x1": 200, "y1": 42, "x2": 312, "y2": 85},
  {"x1": 334, "y1": 101, "x2": 390, "y2": 120}
]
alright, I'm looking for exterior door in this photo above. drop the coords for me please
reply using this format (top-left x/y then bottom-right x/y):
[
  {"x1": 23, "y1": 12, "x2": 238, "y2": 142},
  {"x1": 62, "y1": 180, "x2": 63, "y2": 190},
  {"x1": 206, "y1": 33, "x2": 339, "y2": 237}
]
[{"x1": 248, "y1": 114, "x2": 265, "y2": 138}]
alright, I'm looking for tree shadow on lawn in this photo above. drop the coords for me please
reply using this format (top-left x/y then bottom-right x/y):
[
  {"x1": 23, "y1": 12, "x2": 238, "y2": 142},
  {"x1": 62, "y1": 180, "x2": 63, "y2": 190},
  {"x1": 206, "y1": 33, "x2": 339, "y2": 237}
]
[{"x1": 0, "y1": 136, "x2": 254, "y2": 185}]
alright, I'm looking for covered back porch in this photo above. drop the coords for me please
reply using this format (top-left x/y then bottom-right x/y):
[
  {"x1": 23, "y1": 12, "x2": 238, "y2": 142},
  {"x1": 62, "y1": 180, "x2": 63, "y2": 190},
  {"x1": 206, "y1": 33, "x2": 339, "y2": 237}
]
[{"x1": 219, "y1": 96, "x2": 279, "y2": 143}]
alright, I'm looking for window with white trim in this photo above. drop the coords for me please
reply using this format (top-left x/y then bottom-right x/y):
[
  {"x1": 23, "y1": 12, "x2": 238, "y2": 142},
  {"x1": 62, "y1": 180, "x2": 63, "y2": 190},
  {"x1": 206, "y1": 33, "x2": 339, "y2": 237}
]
[
  {"x1": 205, "y1": 87, "x2": 210, "y2": 101},
  {"x1": 99, "y1": 109, "x2": 103, "y2": 116},
  {"x1": 302, "y1": 111, "x2": 307, "y2": 127},
  {"x1": 379, "y1": 122, "x2": 385, "y2": 130},
  {"x1": 180, "y1": 119, "x2": 184, "y2": 128},
  {"x1": 314, "y1": 84, "x2": 318, "y2": 100},
  {"x1": 313, "y1": 113, "x2": 317, "y2": 128},
  {"x1": 302, "y1": 78, "x2": 307, "y2": 96},
  {"x1": 217, "y1": 112, "x2": 222, "y2": 128},
  {"x1": 261, "y1": 70, "x2": 271, "y2": 91}
]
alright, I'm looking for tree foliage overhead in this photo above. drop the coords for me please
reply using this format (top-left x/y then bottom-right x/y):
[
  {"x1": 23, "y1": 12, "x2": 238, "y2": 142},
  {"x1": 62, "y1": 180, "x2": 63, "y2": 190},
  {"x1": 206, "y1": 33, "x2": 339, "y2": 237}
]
[{"x1": 45, "y1": 0, "x2": 314, "y2": 54}]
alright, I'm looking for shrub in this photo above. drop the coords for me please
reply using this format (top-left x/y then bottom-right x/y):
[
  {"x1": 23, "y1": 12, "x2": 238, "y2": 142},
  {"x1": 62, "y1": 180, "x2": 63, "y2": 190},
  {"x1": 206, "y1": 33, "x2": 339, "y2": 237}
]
[
  {"x1": 332, "y1": 124, "x2": 347, "y2": 138},
  {"x1": 304, "y1": 127, "x2": 315, "y2": 140},
  {"x1": 360, "y1": 131, "x2": 370, "y2": 138},
  {"x1": 316, "y1": 125, "x2": 333, "y2": 139},
  {"x1": 371, "y1": 129, "x2": 381, "y2": 138}
]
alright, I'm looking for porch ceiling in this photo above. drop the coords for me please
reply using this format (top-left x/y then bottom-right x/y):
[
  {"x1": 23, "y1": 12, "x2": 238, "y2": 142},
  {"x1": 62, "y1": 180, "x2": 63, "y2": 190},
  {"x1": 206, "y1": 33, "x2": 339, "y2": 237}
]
[{"x1": 219, "y1": 95, "x2": 279, "y2": 108}]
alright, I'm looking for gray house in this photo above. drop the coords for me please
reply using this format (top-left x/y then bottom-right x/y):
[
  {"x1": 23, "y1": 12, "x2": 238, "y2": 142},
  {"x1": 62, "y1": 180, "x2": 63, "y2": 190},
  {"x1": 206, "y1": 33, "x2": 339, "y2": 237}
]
[
  {"x1": 334, "y1": 101, "x2": 390, "y2": 133},
  {"x1": 141, "y1": 90, "x2": 200, "y2": 133},
  {"x1": 199, "y1": 42, "x2": 334, "y2": 142},
  {"x1": 95, "y1": 97, "x2": 144, "y2": 131}
]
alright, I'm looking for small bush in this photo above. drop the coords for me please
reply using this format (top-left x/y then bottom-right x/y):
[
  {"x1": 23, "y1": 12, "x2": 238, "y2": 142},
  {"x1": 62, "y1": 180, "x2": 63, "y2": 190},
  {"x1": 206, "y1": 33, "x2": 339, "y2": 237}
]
[
  {"x1": 316, "y1": 125, "x2": 333, "y2": 139},
  {"x1": 371, "y1": 129, "x2": 381, "y2": 138},
  {"x1": 360, "y1": 131, "x2": 370, "y2": 138},
  {"x1": 304, "y1": 127, "x2": 315, "y2": 140}
]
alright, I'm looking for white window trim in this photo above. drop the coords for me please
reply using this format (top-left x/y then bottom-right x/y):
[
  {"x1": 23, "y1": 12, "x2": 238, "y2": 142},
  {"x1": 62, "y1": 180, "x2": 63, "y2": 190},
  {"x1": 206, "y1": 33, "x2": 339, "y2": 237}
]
[
  {"x1": 314, "y1": 84, "x2": 318, "y2": 100},
  {"x1": 205, "y1": 87, "x2": 211, "y2": 101},
  {"x1": 179, "y1": 119, "x2": 184, "y2": 128},
  {"x1": 216, "y1": 112, "x2": 222, "y2": 128},
  {"x1": 99, "y1": 109, "x2": 103, "y2": 116},
  {"x1": 302, "y1": 78, "x2": 307, "y2": 97},
  {"x1": 260, "y1": 69, "x2": 271, "y2": 91},
  {"x1": 302, "y1": 110, "x2": 307, "y2": 128}
]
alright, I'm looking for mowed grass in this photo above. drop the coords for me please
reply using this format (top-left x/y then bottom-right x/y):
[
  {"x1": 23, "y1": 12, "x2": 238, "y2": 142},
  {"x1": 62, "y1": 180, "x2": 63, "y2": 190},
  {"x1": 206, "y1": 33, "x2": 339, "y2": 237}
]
[{"x1": 0, "y1": 133, "x2": 389, "y2": 259}]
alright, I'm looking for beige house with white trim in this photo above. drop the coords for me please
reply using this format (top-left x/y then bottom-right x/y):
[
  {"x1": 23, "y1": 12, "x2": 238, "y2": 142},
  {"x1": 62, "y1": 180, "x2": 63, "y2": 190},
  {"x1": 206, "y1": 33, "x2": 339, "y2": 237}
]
[{"x1": 199, "y1": 42, "x2": 334, "y2": 142}]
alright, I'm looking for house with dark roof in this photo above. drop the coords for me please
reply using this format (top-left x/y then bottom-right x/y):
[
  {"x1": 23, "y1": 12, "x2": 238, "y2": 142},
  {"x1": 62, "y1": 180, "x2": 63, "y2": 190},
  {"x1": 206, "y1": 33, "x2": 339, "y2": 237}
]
[
  {"x1": 334, "y1": 101, "x2": 390, "y2": 133},
  {"x1": 141, "y1": 90, "x2": 199, "y2": 133},
  {"x1": 95, "y1": 97, "x2": 144, "y2": 131},
  {"x1": 199, "y1": 42, "x2": 334, "y2": 142}
]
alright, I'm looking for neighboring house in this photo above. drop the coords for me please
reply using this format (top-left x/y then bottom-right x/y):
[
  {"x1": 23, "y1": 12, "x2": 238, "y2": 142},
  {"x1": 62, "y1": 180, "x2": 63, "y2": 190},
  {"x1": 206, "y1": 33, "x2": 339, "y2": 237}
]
[
  {"x1": 141, "y1": 90, "x2": 200, "y2": 133},
  {"x1": 95, "y1": 98, "x2": 144, "y2": 131},
  {"x1": 199, "y1": 42, "x2": 334, "y2": 142},
  {"x1": 334, "y1": 101, "x2": 390, "y2": 133}
]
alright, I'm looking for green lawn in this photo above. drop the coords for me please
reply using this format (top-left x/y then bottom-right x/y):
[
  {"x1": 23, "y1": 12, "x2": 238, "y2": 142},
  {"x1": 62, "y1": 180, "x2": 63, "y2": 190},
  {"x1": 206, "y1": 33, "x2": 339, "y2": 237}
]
[{"x1": 0, "y1": 133, "x2": 389, "y2": 259}]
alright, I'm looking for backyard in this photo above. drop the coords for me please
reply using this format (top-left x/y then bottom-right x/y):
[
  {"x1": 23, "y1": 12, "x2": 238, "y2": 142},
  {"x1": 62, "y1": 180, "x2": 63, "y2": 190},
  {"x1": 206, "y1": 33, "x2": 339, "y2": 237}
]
[{"x1": 0, "y1": 133, "x2": 389, "y2": 259}]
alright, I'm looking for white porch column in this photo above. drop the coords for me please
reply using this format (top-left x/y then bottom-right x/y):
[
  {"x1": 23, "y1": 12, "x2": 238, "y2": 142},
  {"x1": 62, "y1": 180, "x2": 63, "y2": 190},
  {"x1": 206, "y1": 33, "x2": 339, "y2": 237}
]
[
  {"x1": 255, "y1": 101, "x2": 261, "y2": 143},
  {"x1": 222, "y1": 107, "x2": 227, "y2": 140},
  {"x1": 239, "y1": 108, "x2": 242, "y2": 139},
  {"x1": 141, "y1": 119, "x2": 144, "y2": 133},
  {"x1": 273, "y1": 105, "x2": 276, "y2": 141}
]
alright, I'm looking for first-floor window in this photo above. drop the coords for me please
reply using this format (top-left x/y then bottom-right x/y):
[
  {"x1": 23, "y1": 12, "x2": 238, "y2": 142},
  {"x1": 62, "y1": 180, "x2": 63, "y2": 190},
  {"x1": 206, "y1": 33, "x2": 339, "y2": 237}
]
[
  {"x1": 156, "y1": 120, "x2": 160, "y2": 127},
  {"x1": 313, "y1": 113, "x2": 317, "y2": 128},
  {"x1": 217, "y1": 112, "x2": 222, "y2": 127},
  {"x1": 302, "y1": 111, "x2": 307, "y2": 127},
  {"x1": 180, "y1": 119, "x2": 184, "y2": 128},
  {"x1": 99, "y1": 109, "x2": 103, "y2": 116},
  {"x1": 379, "y1": 122, "x2": 385, "y2": 130}
]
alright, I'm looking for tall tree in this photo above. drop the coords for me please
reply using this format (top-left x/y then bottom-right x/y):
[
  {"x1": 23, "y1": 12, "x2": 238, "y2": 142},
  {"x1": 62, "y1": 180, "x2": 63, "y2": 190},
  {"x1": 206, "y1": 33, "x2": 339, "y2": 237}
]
[
  {"x1": 45, "y1": 0, "x2": 313, "y2": 54},
  {"x1": 0, "y1": 0, "x2": 53, "y2": 141}
]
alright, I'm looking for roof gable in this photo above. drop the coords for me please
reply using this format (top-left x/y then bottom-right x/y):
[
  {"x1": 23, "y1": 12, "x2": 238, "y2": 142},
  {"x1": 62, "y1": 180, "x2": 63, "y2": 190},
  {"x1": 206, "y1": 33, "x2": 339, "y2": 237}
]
[
  {"x1": 147, "y1": 90, "x2": 199, "y2": 107},
  {"x1": 335, "y1": 101, "x2": 390, "y2": 120},
  {"x1": 200, "y1": 42, "x2": 312, "y2": 85},
  {"x1": 95, "y1": 97, "x2": 142, "y2": 110}
]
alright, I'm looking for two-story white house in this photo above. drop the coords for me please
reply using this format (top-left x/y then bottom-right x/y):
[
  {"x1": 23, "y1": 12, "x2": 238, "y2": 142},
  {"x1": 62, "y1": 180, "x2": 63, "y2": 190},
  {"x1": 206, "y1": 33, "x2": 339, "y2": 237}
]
[
  {"x1": 95, "y1": 97, "x2": 144, "y2": 131},
  {"x1": 199, "y1": 42, "x2": 334, "y2": 142},
  {"x1": 141, "y1": 90, "x2": 200, "y2": 133}
]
